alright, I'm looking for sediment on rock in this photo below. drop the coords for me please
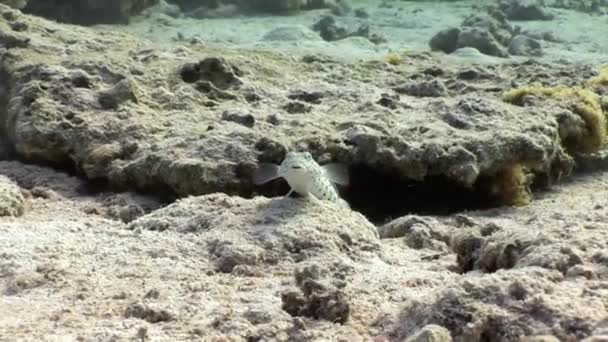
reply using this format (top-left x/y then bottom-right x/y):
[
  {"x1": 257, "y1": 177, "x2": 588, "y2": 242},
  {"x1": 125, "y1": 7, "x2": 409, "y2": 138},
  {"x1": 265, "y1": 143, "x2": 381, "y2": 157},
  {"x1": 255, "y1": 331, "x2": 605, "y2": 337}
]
[{"x1": 127, "y1": 193, "x2": 380, "y2": 271}]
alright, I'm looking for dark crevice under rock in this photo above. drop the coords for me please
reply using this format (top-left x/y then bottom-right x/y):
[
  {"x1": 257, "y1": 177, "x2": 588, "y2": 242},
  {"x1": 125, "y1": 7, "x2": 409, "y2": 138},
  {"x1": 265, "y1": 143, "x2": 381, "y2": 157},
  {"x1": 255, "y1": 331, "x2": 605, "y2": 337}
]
[
  {"x1": 0, "y1": 66, "x2": 12, "y2": 160},
  {"x1": 343, "y1": 164, "x2": 500, "y2": 224},
  {"x1": 0, "y1": 139, "x2": 555, "y2": 226},
  {"x1": 0, "y1": 148, "x2": 129, "y2": 197},
  {"x1": 253, "y1": 163, "x2": 548, "y2": 226}
]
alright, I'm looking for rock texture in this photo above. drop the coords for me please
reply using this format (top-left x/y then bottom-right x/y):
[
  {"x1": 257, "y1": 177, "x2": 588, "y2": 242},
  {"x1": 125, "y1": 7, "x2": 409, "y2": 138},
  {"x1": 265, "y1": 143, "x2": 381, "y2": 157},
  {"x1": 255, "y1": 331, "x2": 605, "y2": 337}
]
[
  {"x1": 0, "y1": 174, "x2": 25, "y2": 216},
  {"x1": 128, "y1": 193, "x2": 380, "y2": 270},
  {"x1": 498, "y1": 0, "x2": 555, "y2": 21},
  {"x1": 546, "y1": 0, "x2": 608, "y2": 14},
  {"x1": 429, "y1": 5, "x2": 545, "y2": 57}
]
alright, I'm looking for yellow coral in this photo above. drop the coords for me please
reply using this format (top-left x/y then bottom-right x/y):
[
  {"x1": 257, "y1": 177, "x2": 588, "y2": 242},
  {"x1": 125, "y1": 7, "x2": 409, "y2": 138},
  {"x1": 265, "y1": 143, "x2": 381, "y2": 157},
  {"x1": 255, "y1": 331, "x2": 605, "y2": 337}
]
[
  {"x1": 478, "y1": 163, "x2": 532, "y2": 207},
  {"x1": 502, "y1": 84, "x2": 606, "y2": 153},
  {"x1": 494, "y1": 164, "x2": 531, "y2": 207},
  {"x1": 495, "y1": 66, "x2": 608, "y2": 207},
  {"x1": 587, "y1": 65, "x2": 608, "y2": 87},
  {"x1": 384, "y1": 53, "x2": 402, "y2": 66}
]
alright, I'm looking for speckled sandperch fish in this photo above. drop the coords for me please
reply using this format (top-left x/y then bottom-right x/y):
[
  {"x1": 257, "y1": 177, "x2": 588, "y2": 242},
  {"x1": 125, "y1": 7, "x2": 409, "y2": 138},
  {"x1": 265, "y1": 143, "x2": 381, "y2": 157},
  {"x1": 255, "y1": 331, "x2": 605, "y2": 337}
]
[{"x1": 253, "y1": 152, "x2": 350, "y2": 208}]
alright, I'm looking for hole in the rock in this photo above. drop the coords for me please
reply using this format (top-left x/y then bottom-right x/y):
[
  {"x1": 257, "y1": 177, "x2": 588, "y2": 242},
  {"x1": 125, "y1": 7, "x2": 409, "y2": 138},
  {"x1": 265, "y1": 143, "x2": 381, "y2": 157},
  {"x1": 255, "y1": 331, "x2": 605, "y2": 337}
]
[
  {"x1": 76, "y1": 177, "x2": 113, "y2": 195},
  {"x1": 0, "y1": 67, "x2": 11, "y2": 158},
  {"x1": 179, "y1": 63, "x2": 200, "y2": 83},
  {"x1": 9, "y1": 153, "x2": 80, "y2": 179},
  {"x1": 250, "y1": 163, "x2": 505, "y2": 225},
  {"x1": 343, "y1": 164, "x2": 501, "y2": 225},
  {"x1": 5, "y1": 151, "x2": 175, "y2": 204},
  {"x1": 252, "y1": 179, "x2": 292, "y2": 200}
]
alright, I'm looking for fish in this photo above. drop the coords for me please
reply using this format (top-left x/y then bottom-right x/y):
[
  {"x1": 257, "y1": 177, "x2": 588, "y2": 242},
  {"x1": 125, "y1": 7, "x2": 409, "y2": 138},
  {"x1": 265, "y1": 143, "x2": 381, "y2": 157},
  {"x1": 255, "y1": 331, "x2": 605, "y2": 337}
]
[{"x1": 253, "y1": 151, "x2": 350, "y2": 208}]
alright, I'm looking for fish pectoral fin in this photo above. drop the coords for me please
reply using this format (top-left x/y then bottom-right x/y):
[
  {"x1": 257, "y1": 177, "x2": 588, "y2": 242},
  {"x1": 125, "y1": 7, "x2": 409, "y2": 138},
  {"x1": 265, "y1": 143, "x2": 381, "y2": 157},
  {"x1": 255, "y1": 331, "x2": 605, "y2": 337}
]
[
  {"x1": 338, "y1": 198, "x2": 350, "y2": 209},
  {"x1": 306, "y1": 193, "x2": 323, "y2": 205},
  {"x1": 253, "y1": 163, "x2": 281, "y2": 185},
  {"x1": 322, "y1": 163, "x2": 349, "y2": 186},
  {"x1": 284, "y1": 189, "x2": 294, "y2": 198}
]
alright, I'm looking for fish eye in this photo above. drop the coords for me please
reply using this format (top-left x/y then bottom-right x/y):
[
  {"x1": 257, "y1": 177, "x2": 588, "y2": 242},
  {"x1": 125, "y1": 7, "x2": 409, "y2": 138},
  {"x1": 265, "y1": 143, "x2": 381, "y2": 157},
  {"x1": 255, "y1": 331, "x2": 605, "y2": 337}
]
[{"x1": 305, "y1": 152, "x2": 312, "y2": 159}]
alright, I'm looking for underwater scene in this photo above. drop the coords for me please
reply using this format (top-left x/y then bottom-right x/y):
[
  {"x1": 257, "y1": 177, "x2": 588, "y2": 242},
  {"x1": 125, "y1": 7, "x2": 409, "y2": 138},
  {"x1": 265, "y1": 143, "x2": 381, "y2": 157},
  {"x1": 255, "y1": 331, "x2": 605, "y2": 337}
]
[{"x1": 1, "y1": 0, "x2": 608, "y2": 340}]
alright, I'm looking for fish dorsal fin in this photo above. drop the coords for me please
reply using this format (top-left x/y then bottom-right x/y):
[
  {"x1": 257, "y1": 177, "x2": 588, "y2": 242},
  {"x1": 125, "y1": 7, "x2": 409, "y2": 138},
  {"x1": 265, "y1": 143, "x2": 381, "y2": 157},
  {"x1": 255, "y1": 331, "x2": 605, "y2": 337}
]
[
  {"x1": 322, "y1": 163, "x2": 349, "y2": 186},
  {"x1": 253, "y1": 163, "x2": 281, "y2": 185}
]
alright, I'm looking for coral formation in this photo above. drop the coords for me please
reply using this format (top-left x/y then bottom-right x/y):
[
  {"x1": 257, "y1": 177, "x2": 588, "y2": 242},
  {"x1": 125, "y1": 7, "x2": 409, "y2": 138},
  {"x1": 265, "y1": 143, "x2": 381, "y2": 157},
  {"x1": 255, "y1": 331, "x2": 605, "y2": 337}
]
[
  {"x1": 0, "y1": 175, "x2": 26, "y2": 217},
  {"x1": 487, "y1": 164, "x2": 532, "y2": 207},
  {"x1": 384, "y1": 52, "x2": 402, "y2": 66},
  {"x1": 503, "y1": 83, "x2": 606, "y2": 153},
  {"x1": 587, "y1": 65, "x2": 608, "y2": 87},
  {"x1": 498, "y1": 66, "x2": 608, "y2": 204},
  {"x1": 429, "y1": 4, "x2": 545, "y2": 57}
]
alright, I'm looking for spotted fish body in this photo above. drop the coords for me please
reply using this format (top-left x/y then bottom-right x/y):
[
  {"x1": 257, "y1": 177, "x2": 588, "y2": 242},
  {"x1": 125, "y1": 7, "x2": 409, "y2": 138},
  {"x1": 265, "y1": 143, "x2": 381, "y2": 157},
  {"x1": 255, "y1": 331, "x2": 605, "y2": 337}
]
[{"x1": 253, "y1": 152, "x2": 350, "y2": 208}]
